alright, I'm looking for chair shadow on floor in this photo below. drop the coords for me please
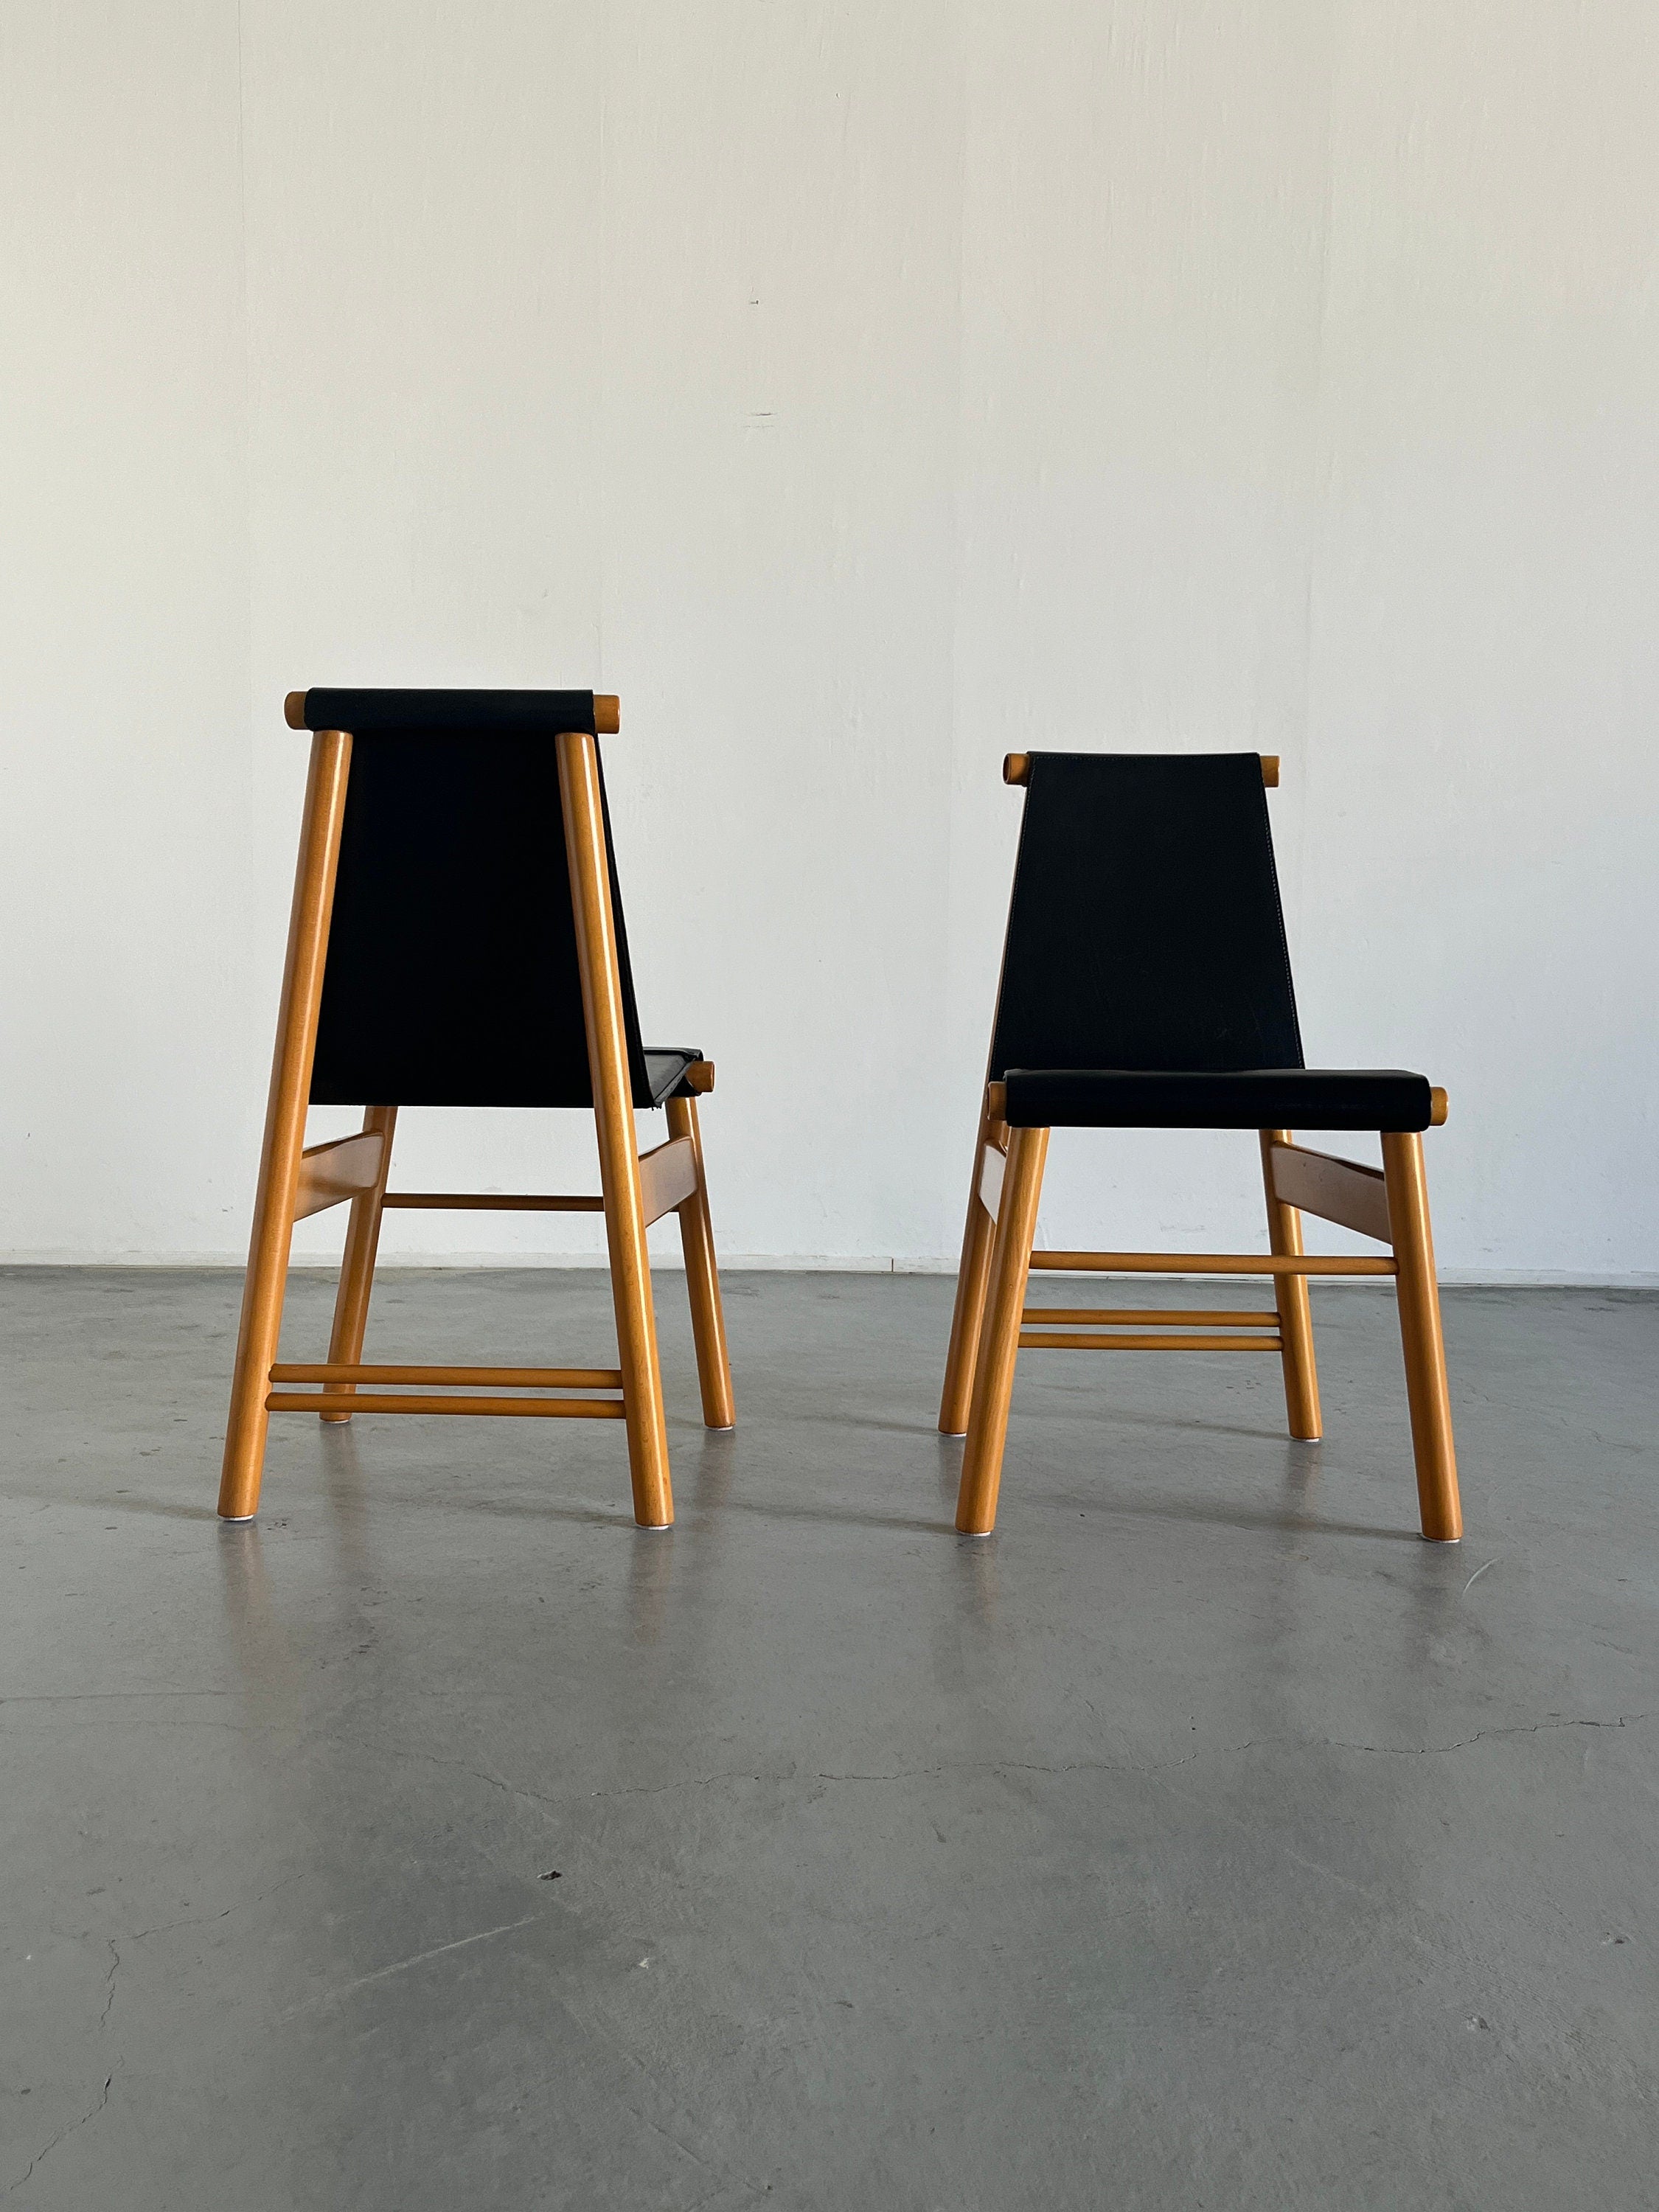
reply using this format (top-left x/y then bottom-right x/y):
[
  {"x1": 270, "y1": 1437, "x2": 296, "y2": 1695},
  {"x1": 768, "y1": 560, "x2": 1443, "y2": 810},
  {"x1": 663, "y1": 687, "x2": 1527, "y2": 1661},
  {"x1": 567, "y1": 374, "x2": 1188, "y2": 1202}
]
[
  {"x1": 0, "y1": 1481, "x2": 221, "y2": 1525},
  {"x1": 1027, "y1": 1482, "x2": 1424, "y2": 1545}
]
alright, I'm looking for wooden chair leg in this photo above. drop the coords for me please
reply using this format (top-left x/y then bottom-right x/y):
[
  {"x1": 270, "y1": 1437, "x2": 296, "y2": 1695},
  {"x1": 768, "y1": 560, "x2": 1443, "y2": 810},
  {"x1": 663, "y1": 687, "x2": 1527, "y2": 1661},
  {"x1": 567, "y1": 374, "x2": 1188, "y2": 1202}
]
[
  {"x1": 319, "y1": 1105, "x2": 398, "y2": 1423},
  {"x1": 219, "y1": 731, "x2": 354, "y2": 1520},
  {"x1": 558, "y1": 728, "x2": 672, "y2": 1528},
  {"x1": 1381, "y1": 1130, "x2": 1462, "y2": 1542},
  {"x1": 939, "y1": 1089, "x2": 1009, "y2": 1435},
  {"x1": 956, "y1": 1124, "x2": 1048, "y2": 1534},
  {"x1": 665, "y1": 1093, "x2": 735, "y2": 1429},
  {"x1": 1259, "y1": 1128, "x2": 1322, "y2": 1441}
]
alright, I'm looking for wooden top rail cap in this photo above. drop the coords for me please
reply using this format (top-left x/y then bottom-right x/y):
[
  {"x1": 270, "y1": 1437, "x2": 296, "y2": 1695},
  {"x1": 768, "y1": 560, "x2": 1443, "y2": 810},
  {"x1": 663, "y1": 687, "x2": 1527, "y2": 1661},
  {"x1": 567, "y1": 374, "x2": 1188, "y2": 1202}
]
[
  {"x1": 285, "y1": 692, "x2": 621, "y2": 735},
  {"x1": 1004, "y1": 751, "x2": 1279, "y2": 787}
]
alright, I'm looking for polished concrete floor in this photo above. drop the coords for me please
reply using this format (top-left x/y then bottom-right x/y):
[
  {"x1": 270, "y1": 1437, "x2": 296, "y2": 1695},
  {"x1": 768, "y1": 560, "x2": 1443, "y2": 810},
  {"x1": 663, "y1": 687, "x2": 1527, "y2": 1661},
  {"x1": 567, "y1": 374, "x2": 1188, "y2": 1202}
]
[{"x1": 2, "y1": 1267, "x2": 1655, "y2": 2209}]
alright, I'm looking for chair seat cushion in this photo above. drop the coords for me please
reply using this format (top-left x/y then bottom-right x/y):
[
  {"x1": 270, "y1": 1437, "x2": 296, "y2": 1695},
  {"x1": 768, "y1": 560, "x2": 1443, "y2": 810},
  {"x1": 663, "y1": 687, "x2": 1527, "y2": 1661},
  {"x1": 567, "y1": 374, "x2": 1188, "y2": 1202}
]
[
  {"x1": 644, "y1": 1048, "x2": 703, "y2": 1105},
  {"x1": 1004, "y1": 1068, "x2": 1433, "y2": 1131}
]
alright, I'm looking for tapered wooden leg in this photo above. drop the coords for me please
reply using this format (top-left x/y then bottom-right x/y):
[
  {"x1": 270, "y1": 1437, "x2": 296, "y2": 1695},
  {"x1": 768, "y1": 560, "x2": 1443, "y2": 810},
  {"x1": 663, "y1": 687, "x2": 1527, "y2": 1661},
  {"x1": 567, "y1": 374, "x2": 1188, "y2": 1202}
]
[
  {"x1": 1259, "y1": 1129, "x2": 1322, "y2": 1441},
  {"x1": 558, "y1": 728, "x2": 672, "y2": 1528},
  {"x1": 1382, "y1": 1130, "x2": 1462, "y2": 1542},
  {"x1": 666, "y1": 1093, "x2": 735, "y2": 1429},
  {"x1": 319, "y1": 1105, "x2": 398, "y2": 1423},
  {"x1": 956, "y1": 1125, "x2": 1048, "y2": 1534},
  {"x1": 219, "y1": 731, "x2": 354, "y2": 1520},
  {"x1": 939, "y1": 1090, "x2": 1009, "y2": 1434}
]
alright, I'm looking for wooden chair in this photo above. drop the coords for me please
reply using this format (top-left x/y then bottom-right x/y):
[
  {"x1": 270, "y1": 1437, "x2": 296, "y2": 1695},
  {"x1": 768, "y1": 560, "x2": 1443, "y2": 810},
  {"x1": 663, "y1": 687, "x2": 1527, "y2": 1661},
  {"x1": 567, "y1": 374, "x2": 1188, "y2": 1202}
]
[
  {"x1": 939, "y1": 750, "x2": 1461, "y2": 1543},
  {"x1": 218, "y1": 689, "x2": 734, "y2": 1529}
]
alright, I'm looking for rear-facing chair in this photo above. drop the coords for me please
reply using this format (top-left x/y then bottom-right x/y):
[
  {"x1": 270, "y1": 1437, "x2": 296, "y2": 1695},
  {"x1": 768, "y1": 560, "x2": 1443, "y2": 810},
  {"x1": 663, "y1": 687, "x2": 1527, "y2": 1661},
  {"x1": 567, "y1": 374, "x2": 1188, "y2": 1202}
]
[
  {"x1": 219, "y1": 689, "x2": 734, "y2": 1530},
  {"x1": 939, "y1": 750, "x2": 1461, "y2": 1543}
]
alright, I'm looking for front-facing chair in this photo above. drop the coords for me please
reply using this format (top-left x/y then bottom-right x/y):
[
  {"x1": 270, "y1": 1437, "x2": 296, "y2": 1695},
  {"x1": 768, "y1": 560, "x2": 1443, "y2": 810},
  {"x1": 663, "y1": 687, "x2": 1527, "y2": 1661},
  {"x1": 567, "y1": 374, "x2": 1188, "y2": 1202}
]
[
  {"x1": 219, "y1": 689, "x2": 734, "y2": 1530},
  {"x1": 940, "y1": 749, "x2": 1461, "y2": 1543}
]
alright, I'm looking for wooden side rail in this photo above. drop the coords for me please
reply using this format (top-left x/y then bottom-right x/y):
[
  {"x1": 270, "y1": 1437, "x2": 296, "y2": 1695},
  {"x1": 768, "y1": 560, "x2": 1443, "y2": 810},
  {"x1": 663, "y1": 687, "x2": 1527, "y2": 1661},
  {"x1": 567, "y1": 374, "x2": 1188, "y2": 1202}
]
[
  {"x1": 1268, "y1": 1142, "x2": 1391, "y2": 1244},
  {"x1": 1021, "y1": 1330, "x2": 1284, "y2": 1352},
  {"x1": 271, "y1": 1363, "x2": 622, "y2": 1387},
  {"x1": 1023, "y1": 1307, "x2": 1280, "y2": 1327},
  {"x1": 265, "y1": 1394, "x2": 625, "y2": 1419},
  {"x1": 380, "y1": 1144, "x2": 694, "y2": 1230},
  {"x1": 1019, "y1": 1301, "x2": 1285, "y2": 1353},
  {"x1": 266, "y1": 1359, "x2": 625, "y2": 1420},
  {"x1": 294, "y1": 1132, "x2": 386, "y2": 1221},
  {"x1": 638, "y1": 1135, "x2": 698, "y2": 1226},
  {"x1": 1029, "y1": 1251, "x2": 1398, "y2": 1276}
]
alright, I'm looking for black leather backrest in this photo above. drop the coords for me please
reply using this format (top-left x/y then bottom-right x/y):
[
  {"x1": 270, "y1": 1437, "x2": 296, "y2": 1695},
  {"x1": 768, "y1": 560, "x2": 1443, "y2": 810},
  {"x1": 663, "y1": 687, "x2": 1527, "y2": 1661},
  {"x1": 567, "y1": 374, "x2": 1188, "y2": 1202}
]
[
  {"x1": 306, "y1": 692, "x2": 653, "y2": 1109},
  {"x1": 987, "y1": 752, "x2": 1304, "y2": 1078}
]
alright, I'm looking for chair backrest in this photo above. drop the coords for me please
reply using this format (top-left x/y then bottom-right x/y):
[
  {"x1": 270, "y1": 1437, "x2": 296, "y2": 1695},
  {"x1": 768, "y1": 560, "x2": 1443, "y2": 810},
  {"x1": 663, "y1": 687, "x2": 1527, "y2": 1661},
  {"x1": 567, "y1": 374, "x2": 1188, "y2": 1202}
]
[
  {"x1": 301, "y1": 689, "x2": 655, "y2": 1109},
  {"x1": 987, "y1": 751, "x2": 1304, "y2": 1079}
]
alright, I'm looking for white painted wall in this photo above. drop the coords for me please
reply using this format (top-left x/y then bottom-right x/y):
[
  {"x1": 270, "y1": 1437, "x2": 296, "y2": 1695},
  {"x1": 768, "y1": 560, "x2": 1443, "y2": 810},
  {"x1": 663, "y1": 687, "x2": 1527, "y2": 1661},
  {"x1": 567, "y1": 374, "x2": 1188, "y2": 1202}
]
[{"x1": 3, "y1": 2, "x2": 1655, "y2": 1279}]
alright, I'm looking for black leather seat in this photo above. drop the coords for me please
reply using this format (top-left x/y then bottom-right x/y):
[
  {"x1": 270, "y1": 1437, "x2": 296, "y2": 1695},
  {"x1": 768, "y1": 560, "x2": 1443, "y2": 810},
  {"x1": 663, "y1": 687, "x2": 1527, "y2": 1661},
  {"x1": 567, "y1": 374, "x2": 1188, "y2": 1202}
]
[
  {"x1": 644, "y1": 1049, "x2": 706, "y2": 1104},
  {"x1": 1004, "y1": 1068, "x2": 1433, "y2": 1131}
]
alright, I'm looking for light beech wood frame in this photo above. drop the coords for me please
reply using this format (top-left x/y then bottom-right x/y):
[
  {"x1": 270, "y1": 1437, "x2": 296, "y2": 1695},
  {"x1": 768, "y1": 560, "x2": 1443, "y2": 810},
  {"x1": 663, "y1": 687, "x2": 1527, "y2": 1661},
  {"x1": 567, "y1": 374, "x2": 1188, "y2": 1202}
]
[
  {"x1": 939, "y1": 770, "x2": 1461, "y2": 1544},
  {"x1": 218, "y1": 708, "x2": 734, "y2": 1528}
]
